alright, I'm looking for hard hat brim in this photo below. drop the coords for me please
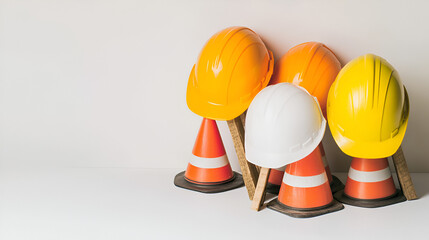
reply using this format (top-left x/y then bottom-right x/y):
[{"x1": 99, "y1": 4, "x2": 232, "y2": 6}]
[
  {"x1": 186, "y1": 71, "x2": 254, "y2": 120},
  {"x1": 330, "y1": 127, "x2": 407, "y2": 158},
  {"x1": 246, "y1": 117, "x2": 327, "y2": 169},
  {"x1": 329, "y1": 88, "x2": 409, "y2": 158},
  {"x1": 186, "y1": 51, "x2": 274, "y2": 121}
]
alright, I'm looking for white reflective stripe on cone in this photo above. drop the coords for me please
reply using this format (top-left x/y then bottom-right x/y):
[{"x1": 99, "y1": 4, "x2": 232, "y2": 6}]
[
  {"x1": 189, "y1": 154, "x2": 229, "y2": 169},
  {"x1": 282, "y1": 172, "x2": 328, "y2": 188},
  {"x1": 348, "y1": 167, "x2": 392, "y2": 183},
  {"x1": 321, "y1": 155, "x2": 328, "y2": 167},
  {"x1": 274, "y1": 166, "x2": 286, "y2": 171}
]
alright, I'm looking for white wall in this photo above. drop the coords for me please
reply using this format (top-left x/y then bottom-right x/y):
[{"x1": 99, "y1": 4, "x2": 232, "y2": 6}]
[{"x1": 0, "y1": 0, "x2": 428, "y2": 172}]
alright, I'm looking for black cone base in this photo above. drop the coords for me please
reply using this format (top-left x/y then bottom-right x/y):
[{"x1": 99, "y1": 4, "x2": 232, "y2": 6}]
[
  {"x1": 265, "y1": 183, "x2": 281, "y2": 195},
  {"x1": 330, "y1": 175, "x2": 345, "y2": 193},
  {"x1": 334, "y1": 189, "x2": 406, "y2": 208},
  {"x1": 267, "y1": 198, "x2": 344, "y2": 218},
  {"x1": 174, "y1": 171, "x2": 244, "y2": 193}
]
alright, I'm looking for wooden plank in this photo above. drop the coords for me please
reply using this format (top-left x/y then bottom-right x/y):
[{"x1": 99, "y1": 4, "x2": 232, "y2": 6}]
[
  {"x1": 251, "y1": 167, "x2": 270, "y2": 211},
  {"x1": 239, "y1": 110, "x2": 247, "y2": 128},
  {"x1": 238, "y1": 110, "x2": 261, "y2": 172},
  {"x1": 392, "y1": 146, "x2": 418, "y2": 200},
  {"x1": 227, "y1": 115, "x2": 259, "y2": 200}
]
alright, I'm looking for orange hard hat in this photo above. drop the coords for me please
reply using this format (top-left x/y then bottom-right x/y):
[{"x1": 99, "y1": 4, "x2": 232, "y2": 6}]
[
  {"x1": 187, "y1": 27, "x2": 274, "y2": 121},
  {"x1": 269, "y1": 42, "x2": 341, "y2": 117}
]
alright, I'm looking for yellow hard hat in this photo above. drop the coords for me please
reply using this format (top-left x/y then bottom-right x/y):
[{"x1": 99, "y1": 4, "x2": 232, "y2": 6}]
[
  {"x1": 327, "y1": 54, "x2": 409, "y2": 158},
  {"x1": 186, "y1": 27, "x2": 274, "y2": 121}
]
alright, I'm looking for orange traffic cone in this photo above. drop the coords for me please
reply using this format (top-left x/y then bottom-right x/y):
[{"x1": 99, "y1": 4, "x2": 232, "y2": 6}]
[
  {"x1": 267, "y1": 147, "x2": 343, "y2": 218},
  {"x1": 266, "y1": 166, "x2": 285, "y2": 194},
  {"x1": 334, "y1": 157, "x2": 406, "y2": 207},
  {"x1": 174, "y1": 118, "x2": 244, "y2": 193},
  {"x1": 319, "y1": 143, "x2": 344, "y2": 193}
]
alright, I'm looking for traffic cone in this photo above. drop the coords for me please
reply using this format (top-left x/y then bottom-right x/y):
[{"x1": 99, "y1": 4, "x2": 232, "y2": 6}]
[
  {"x1": 319, "y1": 143, "x2": 344, "y2": 193},
  {"x1": 334, "y1": 157, "x2": 406, "y2": 207},
  {"x1": 267, "y1": 147, "x2": 343, "y2": 218},
  {"x1": 174, "y1": 118, "x2": 244, "y2": 193},
  {"x1": 266, "y1": 166, "x2": 286, "y2": 194}
]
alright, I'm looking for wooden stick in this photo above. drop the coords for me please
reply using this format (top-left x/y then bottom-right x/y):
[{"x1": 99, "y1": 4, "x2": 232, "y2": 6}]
[
  {"x1": 392, "y1": 146, "x2": 418, "y2": 200},
  {"x1": 239, "y1": 110, "x2": 247, "y2": 128},
  {"x1": 238, "y1": 111, "x2": 261, "y2": 172},
  {"x1": 227, "y1": 115, "x2": 259, "y2": 200},
  {"x1": 251, "y1": 167, "x2": 271, "y2": 211}
]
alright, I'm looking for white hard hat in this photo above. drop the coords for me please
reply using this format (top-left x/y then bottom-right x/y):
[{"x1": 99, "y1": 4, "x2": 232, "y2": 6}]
[{"x1": 245, "y1": 83, "x2": 326, "y2": 168}]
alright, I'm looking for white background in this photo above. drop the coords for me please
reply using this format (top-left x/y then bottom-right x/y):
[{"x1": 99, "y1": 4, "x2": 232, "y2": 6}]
[
  {"x1": 1, "y1": 2, "x2": 429, "y2": 240},
  {"x1": 1, "y1": 0, "x2": 428, "y2": 172}
]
